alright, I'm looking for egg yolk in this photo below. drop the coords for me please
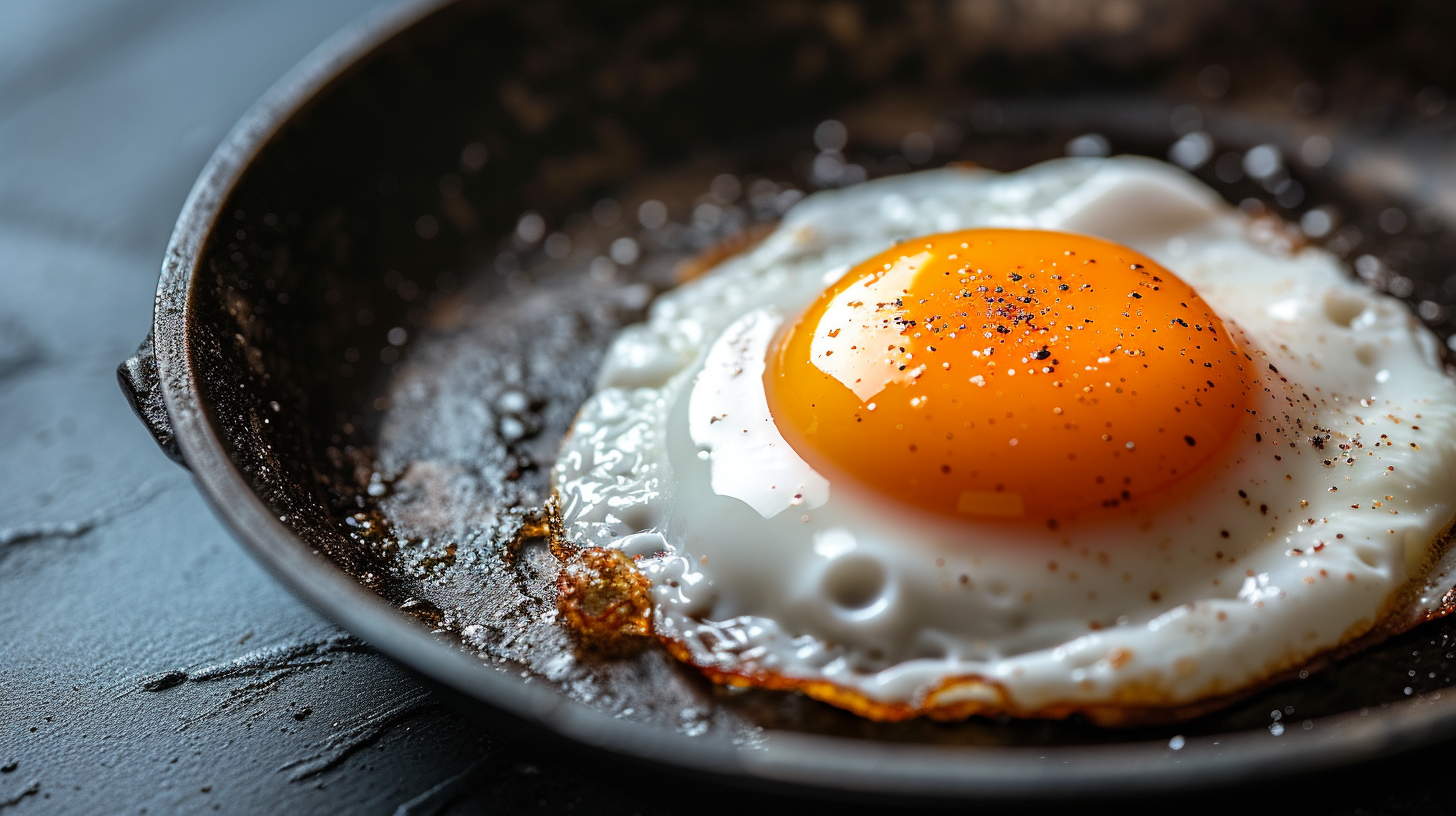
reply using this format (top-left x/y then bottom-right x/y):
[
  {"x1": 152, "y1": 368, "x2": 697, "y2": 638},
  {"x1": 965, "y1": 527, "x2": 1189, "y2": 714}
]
[{"x1": 765, "y1": 228, "x2": 1249, "y2": 523}]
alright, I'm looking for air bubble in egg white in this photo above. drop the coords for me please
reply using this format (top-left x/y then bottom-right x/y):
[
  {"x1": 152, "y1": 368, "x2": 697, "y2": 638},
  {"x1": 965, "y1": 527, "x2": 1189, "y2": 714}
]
[
  {"x1": 1418, "y1": 301, "x2": 1442, "y2": 322},
  {"x1": 823, "y1": 554, "x2": 890, "y2": 613},
  {"x1": 1389, "y1": 276, "x2": 1415, "y2": 298},
  {"x1": 387, "y1": 327, "x2": 408, "y2": 346},
  {"x1": 907, "y1": 631, "x2": 953, "y2": 661},
  {"x1": 1066, "y1": 133, "x2": 1110, "y2": 158},
  {"x1": 1169, "y1": 131, "x2": 1213, "y2": 169},
  {"x1": 1323, "y1": 290, "x2": 1368, "y2": 328}
]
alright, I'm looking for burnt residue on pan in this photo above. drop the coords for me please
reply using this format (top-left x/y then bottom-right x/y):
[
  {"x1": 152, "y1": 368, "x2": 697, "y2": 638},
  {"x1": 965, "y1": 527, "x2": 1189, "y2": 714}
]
[{"x1": 183, "y1": 1, "x2": 1456, "y2": 747}]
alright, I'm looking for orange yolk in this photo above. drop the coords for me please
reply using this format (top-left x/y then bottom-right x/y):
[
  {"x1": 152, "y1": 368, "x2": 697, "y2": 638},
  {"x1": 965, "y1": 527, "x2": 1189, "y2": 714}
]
[{"x1": 765, "y1": 228, "x2": 1249, "y2": 524}]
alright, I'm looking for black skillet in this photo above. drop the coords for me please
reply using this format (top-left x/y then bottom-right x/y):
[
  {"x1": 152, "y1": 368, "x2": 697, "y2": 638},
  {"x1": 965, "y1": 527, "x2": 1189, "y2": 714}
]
[{"x1": 119, "y1": 0, "x2": 1456, "y2": 800}]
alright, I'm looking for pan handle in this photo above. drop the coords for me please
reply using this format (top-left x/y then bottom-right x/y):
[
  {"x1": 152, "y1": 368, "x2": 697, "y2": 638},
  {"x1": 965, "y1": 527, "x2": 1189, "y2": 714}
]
[{"x1": 118, "y1": 331, "x2": 188, "y2": 468}]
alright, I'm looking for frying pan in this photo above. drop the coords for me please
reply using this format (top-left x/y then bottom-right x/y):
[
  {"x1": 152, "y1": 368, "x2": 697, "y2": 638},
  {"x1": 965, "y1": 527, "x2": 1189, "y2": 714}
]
[{"x1": 119, "y1": 0, "x2": 1456, "y2": 800}]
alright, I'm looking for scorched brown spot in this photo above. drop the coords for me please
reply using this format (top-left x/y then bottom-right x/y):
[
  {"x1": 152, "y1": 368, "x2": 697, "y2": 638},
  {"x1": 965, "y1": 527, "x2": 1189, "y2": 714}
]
[{"x1": 556, "y1": 547, "x2": 655, "y2": 654}]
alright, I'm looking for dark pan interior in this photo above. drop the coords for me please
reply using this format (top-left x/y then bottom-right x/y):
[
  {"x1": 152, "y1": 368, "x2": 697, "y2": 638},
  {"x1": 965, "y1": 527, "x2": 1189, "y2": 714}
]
[{"x1": 185, "y1": 0, "x2": 1456, "y2": 755}]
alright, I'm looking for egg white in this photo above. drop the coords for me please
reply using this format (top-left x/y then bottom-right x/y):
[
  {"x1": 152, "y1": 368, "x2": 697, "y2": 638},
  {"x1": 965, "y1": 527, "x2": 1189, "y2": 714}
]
[{"x1": 553, "y1": 157, "x2": 1456, "y2": 716}]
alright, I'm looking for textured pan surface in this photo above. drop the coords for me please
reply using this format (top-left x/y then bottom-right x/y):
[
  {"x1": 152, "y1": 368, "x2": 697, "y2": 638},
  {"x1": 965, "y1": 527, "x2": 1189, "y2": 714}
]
[{"x1": 150, "y1": 0, "x2": 1456, "y2": 797}]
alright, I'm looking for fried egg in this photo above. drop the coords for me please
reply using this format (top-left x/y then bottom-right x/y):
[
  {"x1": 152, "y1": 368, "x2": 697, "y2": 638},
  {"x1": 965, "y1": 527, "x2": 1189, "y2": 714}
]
[{"x1": 551, "y1": 156, "x2": 1456, "y2": 722}]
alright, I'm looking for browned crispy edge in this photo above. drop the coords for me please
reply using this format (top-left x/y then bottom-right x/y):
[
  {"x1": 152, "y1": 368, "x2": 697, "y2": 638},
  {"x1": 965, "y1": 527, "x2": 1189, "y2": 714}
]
[{"x1": 548, "y1": 519, "x2": 1456, "y2": 726}]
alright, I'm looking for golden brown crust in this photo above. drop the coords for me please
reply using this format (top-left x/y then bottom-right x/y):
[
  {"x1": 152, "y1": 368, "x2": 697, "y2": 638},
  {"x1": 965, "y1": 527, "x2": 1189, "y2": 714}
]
[
  {"x1": 547, "y1": 517, "x2": 1456, "y2": 726},
  {"x1": 655, "y1": 517, "x2": 1456, "y2": 726},
  {"x1": 555, "y1": 547, "x2": 655, "y2": 654},
  {"x1": 658, "y1": 634, "x2": 1241, "y2": 726}
]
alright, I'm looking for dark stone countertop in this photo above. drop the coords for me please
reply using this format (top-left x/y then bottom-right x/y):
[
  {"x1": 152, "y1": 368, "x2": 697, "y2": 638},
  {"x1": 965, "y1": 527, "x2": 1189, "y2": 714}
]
[{"x1": 1, "y1": 2, "x2": 1455, "y2": 813}]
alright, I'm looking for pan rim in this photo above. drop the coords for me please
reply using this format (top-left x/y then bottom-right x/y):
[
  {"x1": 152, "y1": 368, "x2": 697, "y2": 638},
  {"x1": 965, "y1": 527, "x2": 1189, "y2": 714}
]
[{"x1": 145, "y1": 0, "x2": 1456, "y2": 799}]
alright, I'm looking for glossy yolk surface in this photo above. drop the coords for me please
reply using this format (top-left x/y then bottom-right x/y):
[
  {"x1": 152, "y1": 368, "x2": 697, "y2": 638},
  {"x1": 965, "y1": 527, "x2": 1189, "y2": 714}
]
[{"x1": 765, "y1": 228, "x2": 1250, "y2": 524}]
